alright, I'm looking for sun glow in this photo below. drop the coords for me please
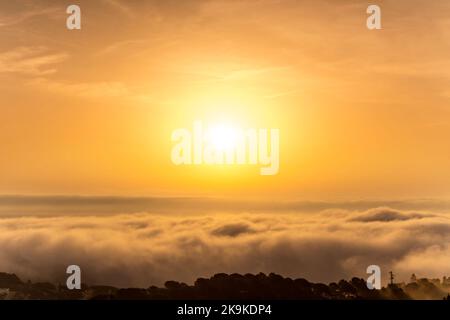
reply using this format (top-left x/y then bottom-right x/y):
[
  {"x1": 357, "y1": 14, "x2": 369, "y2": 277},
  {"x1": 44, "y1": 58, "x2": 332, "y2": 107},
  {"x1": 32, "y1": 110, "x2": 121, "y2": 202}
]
[
  {"x1": 206, "y1": 124, "x2": 239, "y2": 152},
  {"x1": 171, "y1": 121, "x2": 280, "y2": 175}
]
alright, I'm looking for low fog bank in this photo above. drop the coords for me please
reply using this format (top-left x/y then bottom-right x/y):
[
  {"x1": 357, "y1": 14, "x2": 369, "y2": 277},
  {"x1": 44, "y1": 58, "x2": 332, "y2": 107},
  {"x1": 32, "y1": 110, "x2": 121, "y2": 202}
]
[{"x1": 0, "y1": 206, "x2": 449, "y2": 288}]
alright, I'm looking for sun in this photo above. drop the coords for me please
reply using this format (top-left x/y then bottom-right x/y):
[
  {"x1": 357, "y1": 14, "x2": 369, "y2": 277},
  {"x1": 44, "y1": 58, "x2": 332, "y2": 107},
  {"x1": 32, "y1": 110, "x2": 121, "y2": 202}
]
[{"x1": 206, "y1": 124, "x2": 239, "y2": 151}]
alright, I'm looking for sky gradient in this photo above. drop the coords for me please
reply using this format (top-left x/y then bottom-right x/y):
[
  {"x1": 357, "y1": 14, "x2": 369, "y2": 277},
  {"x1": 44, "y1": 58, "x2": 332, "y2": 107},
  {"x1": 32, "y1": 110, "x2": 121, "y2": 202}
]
[{"x1": 1, "y1": 0, "x2": 450, "y2": 200}]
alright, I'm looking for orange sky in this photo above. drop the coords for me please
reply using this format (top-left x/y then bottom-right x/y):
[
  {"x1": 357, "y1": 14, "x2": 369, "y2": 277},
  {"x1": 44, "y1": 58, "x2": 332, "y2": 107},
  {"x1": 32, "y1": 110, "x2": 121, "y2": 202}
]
[{"x1": 1, "y1": 0, "x2": 450, "y2": 200}]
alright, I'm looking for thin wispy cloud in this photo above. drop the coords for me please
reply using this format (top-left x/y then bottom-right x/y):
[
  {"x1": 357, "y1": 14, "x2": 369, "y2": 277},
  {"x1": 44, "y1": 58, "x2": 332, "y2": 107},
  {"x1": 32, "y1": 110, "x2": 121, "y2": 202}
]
[
  {"x1": 28, "y1": 77, "x2": 132, "y2": 99},
  {"x1": 101, "y1": 0, "x2": 134, "y2": 18},
  {"x1": 95, "y1": 39, "x2": 148, "y2": 56},
  {"x1": 0, "y1": 7, "x2": 59, "y2": 28},
  {"x1": 221, "y1": 67, "x2": 291, "y2": 81},
  {"x1": 0, "y1": 47, "x2": 68, "y2": 75}
]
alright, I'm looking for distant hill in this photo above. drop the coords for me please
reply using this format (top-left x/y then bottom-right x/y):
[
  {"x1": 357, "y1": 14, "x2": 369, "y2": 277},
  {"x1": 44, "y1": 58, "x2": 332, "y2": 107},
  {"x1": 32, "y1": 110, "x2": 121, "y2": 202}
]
[{"x1": 0, "y1": 272, "x2": 449, "y2": 300}]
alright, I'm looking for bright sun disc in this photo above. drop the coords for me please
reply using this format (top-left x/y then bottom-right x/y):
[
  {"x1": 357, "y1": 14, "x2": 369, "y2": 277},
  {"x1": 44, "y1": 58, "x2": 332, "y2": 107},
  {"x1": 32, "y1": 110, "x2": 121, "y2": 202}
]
[{"x1": 207, "y1": 125, "x2": 238, "y2": 151}]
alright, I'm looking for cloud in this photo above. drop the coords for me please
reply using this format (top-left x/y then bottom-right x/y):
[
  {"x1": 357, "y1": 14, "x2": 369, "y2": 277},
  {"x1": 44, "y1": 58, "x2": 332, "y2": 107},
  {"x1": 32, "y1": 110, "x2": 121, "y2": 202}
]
[
  {"x1": 350, "y1": 207, "x2": 431, "y2": 222},
  {"x1": 211, "y1": 222, "x2": 256, "y2": 237},
  {"x1": 101, "y1": 0, "x2": 134, "y2": 17},
  {"x1": 0, "y1": 7, "x2": 60, "y2": 28},
  {"x1": 27, "y1": 78, "x2": 132, "y2": 100},
  {"x1": 0, "y1": 206, "x2": 449, "y2": 288},
  {"x1": 0, "y1": 47, "x2": 68, "y2": 75},
  {"x1": 395, "y1": 245, "x2": 450, "y2": 277},
  {"x1": 95, "y1": 40, "x2": 148, "y2": 56}
]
